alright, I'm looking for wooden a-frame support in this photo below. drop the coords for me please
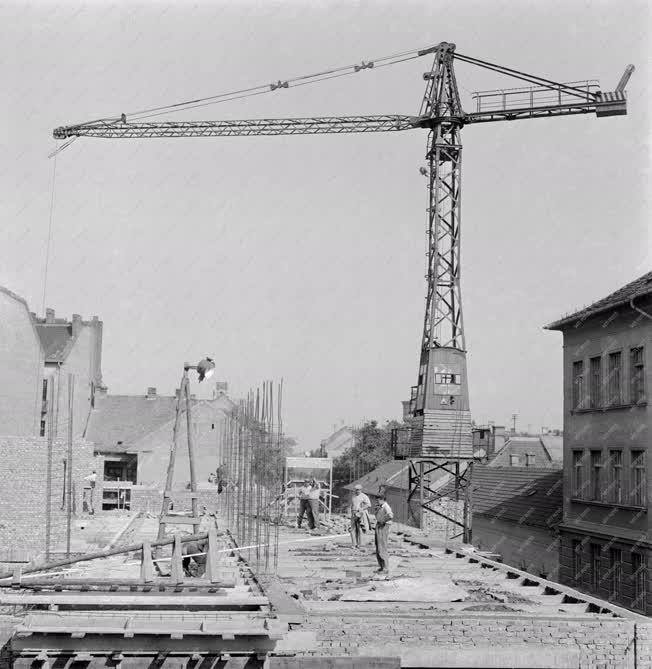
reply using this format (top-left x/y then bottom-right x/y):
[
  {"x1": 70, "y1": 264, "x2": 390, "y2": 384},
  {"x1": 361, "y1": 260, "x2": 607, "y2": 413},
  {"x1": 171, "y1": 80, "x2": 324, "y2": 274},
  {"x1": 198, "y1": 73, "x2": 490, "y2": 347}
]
[{"x1": 157, "y1": 365, "x2": 202, "y2": 542}]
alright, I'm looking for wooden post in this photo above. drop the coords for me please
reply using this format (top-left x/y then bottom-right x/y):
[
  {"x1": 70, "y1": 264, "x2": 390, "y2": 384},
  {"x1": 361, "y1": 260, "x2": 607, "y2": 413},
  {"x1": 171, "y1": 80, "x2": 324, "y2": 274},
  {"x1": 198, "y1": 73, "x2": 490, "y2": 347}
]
[
  {"x1": 66, "y1": 374, "x2": 74, "y2": 558},
  {"x1": 185, "y1": 373, "x2": 200, "y2": 534},
  {"x1": 45, "y1": 378, "x2": 54, "y2": 561},
  {"x1": 204, "y1": 525, "x2": 220, "y2": 583},
  {"x1": 170, "y1": 534, "x2": 184, "y2": 583},
  {"x1": 157, "y1": 371, "x2": 186, "y2": 542},
  {"x1": 140, "y1": 540, "x2": 154, "y2": 583}
]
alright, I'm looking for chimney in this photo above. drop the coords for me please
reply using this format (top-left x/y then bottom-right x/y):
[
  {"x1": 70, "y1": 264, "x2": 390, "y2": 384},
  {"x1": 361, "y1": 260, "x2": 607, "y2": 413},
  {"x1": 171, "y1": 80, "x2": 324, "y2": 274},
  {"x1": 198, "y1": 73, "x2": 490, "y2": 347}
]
[
  {"x1": 45, "y1": 308, "x2": 55, "y2": 323},
  {"x1": 72, "y1": 314, "x2": 82, "y2": 337},
  {"x1": 146, "y1": 387, "x2": 157, "y2": 399}
]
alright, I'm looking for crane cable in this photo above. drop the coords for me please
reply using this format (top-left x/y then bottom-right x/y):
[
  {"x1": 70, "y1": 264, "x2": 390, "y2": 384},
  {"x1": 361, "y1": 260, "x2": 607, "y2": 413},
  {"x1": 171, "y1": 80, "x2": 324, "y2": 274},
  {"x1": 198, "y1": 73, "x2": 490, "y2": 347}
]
[{"x1": 62, "y1": 43, "x2": 438, "y2": 131}]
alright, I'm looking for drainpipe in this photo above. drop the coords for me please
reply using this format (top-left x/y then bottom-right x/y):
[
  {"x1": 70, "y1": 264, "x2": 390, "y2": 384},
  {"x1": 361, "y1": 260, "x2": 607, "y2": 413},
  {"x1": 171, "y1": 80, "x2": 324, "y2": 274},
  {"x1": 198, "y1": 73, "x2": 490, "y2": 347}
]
[{"x1": 630, "y1": 297, "x2": 652, "y2": 321}]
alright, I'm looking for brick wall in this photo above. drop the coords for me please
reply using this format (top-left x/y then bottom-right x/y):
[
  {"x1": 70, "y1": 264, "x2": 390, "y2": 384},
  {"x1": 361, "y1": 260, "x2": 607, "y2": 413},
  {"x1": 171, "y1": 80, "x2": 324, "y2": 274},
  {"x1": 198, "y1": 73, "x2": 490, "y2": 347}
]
[
  {"x1": 130, "y1": 486, "x2": 221, "y2": 515},
  {"x1": 473, "y1": 515, "x2": 560, "y2": 579},
  {"x1": 301, "y1": 616, "x2": 651, "y2": 668},
  {"x1": 0, "y1": 436, "x2": 98, "y2": 563}
]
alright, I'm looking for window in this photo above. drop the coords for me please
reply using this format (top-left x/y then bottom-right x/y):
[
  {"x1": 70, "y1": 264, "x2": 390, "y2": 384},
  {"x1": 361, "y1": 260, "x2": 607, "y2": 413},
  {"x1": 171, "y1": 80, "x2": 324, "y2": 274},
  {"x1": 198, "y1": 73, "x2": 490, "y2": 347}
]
[
  {"x1": 608, "y1": 450, "x2": 623, "y2": 504},
  {"x1": 632, "y1": 552, "x2": 647, "y2": 612},
  {"x1": 630, "y1": 347, "x2": 646, "y2": 404},
  {"x1": 589, "y1": 356, "x2": 602, "y2": 408},
  {"x1": 434, "y1": 373, "x2": 459, "y2": 385},
  {"x1": 631, "y1": 450, "x2": 646, "y2": 507},
  {"x1": 590, "y1": 544, "x2": 602, "y2": 591},
  {"x1": 572, "y1": 450, "x2": 585, "y2": 498},
  {"x1": 590, "y1": 450, "x2": 603, "y2": 501},
  {"x1": 510, "y1": 454, "x2": 519, "y2": 466},
  {"x1": 607, "y1": 352, "x2": 622, "y2": 405},
  {"x1": 40, "y1": 419, "x2": 46, "y2": 437},
  {"x1": 572, "y1": 540, "x2": 583, "y2": 582},
  {"x1": 525, "y1": 454, "x2": 536, "y2": 467},
  {"x1": 609, "y1": 548, "x2": 623, "y2": 600},
  {"x1": 42, "y1": 379, "x2": 49, "y2": 402},
  {"x1": 572, "y1": 361, "x2": 584, "y2": 409}
]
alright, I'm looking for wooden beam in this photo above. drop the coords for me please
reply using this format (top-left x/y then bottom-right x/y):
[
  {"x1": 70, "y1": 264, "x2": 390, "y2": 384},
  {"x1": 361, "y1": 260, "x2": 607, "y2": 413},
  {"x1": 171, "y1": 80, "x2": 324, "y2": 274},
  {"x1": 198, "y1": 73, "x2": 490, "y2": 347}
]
[
  {"x1": 0, "y1": 592, "x2": 269, "y2": 607},
  {"x1": 0, "y1": 531, "x2": 215, "y2": 580}
]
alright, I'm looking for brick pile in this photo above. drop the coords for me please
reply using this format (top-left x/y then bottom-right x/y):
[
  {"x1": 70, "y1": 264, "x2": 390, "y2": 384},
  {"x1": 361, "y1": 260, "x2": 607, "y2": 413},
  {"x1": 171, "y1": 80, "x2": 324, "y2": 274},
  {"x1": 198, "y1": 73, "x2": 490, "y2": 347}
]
[{"x1": 0, "y1": 436, "x2": 98, "y2": 565}]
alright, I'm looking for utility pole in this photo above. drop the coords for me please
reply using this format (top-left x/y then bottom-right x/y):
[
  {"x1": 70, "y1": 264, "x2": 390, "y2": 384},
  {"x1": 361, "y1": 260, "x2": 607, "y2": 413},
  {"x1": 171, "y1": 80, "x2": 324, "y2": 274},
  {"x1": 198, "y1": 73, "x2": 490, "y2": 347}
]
[{"x1": 511, "y1": 413, "x2": 518, "y2": 434}]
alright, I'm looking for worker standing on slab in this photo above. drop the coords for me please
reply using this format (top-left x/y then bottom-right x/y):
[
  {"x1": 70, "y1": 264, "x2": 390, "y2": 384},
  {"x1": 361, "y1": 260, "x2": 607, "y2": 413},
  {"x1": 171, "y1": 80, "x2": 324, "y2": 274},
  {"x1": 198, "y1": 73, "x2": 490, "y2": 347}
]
[
  {"x1": 83, "y1": 470, "x2": 97, "y2": 515},
  {"x1": 297, "y1": 479, "x2": 315, "y2": 530},
  {"x1": 350, "y1": 484, "x2": 371, "y2": 549},
  {"x1": 308, "y1": 478, "x2": 321, "y2": 531},
  {"x1": 374, "y1": 488, "x2": 394, "y2": 575}
]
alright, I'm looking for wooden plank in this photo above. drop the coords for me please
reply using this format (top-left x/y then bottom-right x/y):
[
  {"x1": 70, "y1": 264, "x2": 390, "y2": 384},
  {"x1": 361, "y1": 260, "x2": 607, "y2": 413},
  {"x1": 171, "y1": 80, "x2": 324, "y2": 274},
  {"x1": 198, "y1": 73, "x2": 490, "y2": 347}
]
[
  {"x1": 161, "y1": 516, "x2": 201, "y2": 525},
  {"x1": 1, "y1": 578, "x2": 241, "y2": 590},
  {"x1": 0, "y1": 592, "x2": 269, "y2": 607}
]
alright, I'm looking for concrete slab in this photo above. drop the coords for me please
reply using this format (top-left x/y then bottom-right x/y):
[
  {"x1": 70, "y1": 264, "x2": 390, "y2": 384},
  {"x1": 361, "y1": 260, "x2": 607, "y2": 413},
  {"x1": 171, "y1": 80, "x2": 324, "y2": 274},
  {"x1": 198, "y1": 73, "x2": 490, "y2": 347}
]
[{"x1": 340, "y1": 577, "x2": 469, "y2": 603}]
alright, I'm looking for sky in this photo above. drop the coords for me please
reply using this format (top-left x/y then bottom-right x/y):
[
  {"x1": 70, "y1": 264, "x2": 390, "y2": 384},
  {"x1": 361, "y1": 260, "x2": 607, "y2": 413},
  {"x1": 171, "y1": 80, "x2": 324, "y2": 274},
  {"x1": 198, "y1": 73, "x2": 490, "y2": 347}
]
[{"x1": 1, "y1": 0, "x2": 650, "y2": 448}]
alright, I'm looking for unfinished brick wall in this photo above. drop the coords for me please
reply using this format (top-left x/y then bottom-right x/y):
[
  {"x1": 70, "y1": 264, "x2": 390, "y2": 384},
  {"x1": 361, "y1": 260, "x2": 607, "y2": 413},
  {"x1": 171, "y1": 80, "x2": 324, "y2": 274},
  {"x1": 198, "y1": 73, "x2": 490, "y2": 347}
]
[
  {"x1": 473, "y1": 515, "x2": 560, "y2": 580},
  {"x1": 302, "y1": 616, "x2": 651, "y2": 668},
  {"x1": 130, "y1": 486, "x2": 221, "y2": 515},
  {"x1": 0, "y1": 436, "x2": 98, "y2": 563}
]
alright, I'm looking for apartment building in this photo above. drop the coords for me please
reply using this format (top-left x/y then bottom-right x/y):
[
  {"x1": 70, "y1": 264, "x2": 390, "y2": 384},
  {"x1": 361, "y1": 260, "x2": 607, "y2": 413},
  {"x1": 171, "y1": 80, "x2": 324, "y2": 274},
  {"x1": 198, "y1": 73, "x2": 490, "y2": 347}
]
[{"x1": 546, "y1": 270, "x2": 651, "y2": 615}]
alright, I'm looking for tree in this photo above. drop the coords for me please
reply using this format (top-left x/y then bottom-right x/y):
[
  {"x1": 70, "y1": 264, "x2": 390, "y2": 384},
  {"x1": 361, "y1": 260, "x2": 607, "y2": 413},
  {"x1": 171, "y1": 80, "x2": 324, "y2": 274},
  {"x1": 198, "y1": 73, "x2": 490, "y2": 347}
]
[{"x1": 332, "y1": 419, "x2": 403, "y2": 486}]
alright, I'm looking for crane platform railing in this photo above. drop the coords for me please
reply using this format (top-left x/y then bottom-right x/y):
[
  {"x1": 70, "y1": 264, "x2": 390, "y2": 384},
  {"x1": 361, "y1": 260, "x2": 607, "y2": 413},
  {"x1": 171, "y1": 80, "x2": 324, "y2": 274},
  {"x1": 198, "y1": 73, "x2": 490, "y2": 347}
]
[{"x1": 471, "y1": 79, "x2": 600, "y2": 114}]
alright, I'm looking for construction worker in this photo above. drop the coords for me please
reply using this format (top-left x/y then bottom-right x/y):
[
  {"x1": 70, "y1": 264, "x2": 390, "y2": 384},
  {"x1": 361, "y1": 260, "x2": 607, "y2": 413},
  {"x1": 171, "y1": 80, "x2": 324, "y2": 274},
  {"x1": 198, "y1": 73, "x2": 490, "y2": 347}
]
[
  {"x1": 182, "y1": 538, "x2": 208, "y2": 577},
  {"x1": 373, "y1": 488, "x2": 394, "y2": 575},
  {"x1": 307, "y1": 478, "x2": 321, "y2": 531},
  {"x1": 297, "y1": 479, "x2": 315, "y2": 529},
  {"x1": 83, "y1": 470, "x2": 97, "y2": 515},
  {"x1": 350, "y1": 484, "x2": 371, "y2": 548}
]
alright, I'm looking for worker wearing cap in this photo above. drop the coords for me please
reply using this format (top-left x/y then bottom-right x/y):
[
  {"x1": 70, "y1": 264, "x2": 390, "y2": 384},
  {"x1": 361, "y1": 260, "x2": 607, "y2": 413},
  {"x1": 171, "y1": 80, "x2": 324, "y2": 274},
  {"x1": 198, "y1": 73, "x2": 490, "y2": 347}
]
[
  {"x1": 373, "y1": 488, "x2": 394, "y2": 575},
  {"x1": 297, "y1": 480, "x2": 315, "y2": 530},
  {"x1": 350, "y1": 484, "x2": 371, "y2": 548}
]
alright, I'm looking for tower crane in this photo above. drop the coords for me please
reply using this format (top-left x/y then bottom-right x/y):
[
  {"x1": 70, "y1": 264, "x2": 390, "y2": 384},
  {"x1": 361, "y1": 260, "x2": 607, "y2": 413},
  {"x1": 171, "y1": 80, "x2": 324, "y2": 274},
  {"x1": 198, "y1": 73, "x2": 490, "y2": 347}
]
[{"x1": 53, "y1": 42, "x2": 634, "y2": 536}]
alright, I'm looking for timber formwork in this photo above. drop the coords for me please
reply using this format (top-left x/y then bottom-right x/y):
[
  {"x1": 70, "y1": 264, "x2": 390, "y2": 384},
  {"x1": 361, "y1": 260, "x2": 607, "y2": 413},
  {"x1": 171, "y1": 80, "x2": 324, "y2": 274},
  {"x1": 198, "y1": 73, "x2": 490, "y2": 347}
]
[{"x1": 0, "y1": 523, "x2": 289, "y2": 668}]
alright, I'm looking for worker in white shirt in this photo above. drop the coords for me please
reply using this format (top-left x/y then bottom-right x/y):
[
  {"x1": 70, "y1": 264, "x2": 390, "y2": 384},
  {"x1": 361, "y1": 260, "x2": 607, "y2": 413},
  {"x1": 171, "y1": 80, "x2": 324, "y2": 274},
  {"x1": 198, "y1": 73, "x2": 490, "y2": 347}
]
[
  {"x1": 374, "y1": 488, "x2": 394, "y2": 575},
  {"x1": 307, "y1": 478, "x2": 321, "y2": 530},
  {"x1": 349, "y1": 484, "x2": 371, "y2": 549},
  {"x1": 297, "y1": 480, "x2": 315, "y2": 530},
  {"x1": 84, "y1": 470, "x2": 98, "y2": 515}
]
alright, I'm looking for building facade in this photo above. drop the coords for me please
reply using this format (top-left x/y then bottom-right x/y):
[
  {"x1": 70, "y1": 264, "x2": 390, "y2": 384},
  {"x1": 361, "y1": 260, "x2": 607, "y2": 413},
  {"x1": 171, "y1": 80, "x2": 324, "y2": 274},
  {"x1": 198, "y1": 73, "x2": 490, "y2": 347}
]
[
  {"x1": 0, "y1": 286, "x2": 104, "y2": 440},
  {"x1": 546, "y1": 271, "x2": 651, "y2": 615},
  {"x1": 85, "y1": 386, "x2": 234, "y2": 513}
]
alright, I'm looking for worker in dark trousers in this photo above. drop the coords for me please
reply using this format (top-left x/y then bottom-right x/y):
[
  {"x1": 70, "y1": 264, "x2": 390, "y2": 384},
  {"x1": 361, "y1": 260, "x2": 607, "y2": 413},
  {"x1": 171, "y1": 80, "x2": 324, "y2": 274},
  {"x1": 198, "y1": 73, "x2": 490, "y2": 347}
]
[
  {"x1": 182, "y1": 538, "x2": 208, "y2": 577},
  {"x1": 374, "y1": 489, "x2": 394, "y2": 575},
  {"x1": 308, "y1": 478, "x2": 321, "y2": 531},
  {"x1": 297, "y1": 480, "x2": 315, "y2": 529}
]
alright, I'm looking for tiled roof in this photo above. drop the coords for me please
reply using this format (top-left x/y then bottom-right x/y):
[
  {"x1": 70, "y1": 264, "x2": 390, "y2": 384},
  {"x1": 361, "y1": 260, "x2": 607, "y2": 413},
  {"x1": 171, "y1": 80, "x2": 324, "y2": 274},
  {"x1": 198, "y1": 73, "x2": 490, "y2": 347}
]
[
  {"x1": 85, "y1": 395, "x2": 181, "y2": 451},
  {"x1": 489, "y1": 437, "x2": 562, "y2": 469},
  {"x1": 438, "y1": 465, "x2": 563, "y2": 529},
  {"x1": 35, "y1": 324, "x2": 74, "y2": 362},
  {"x1": 343, "y1": 460, "x2": 410, "y2": 496},
  {"x1": 86, "y1": 393, "x2": 235, "y2": 452},
  {"x1": 545, "y1": 270, "x2": 652, "y2": 330}
]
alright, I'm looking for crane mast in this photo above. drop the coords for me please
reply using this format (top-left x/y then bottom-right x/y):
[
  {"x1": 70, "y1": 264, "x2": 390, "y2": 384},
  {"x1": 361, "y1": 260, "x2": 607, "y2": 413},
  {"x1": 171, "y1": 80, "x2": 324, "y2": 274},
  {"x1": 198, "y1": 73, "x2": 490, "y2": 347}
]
[{"x1": 52, "y1": 42, "x2": 633, "y2": 537}]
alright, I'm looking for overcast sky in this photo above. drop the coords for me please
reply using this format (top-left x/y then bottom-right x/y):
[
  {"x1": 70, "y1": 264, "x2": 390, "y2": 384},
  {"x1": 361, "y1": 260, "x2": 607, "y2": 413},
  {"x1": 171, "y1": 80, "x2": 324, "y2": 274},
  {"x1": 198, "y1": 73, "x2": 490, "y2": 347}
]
[{"x1": 1, "y1": 0, "x2": 649, "y2": 448}]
